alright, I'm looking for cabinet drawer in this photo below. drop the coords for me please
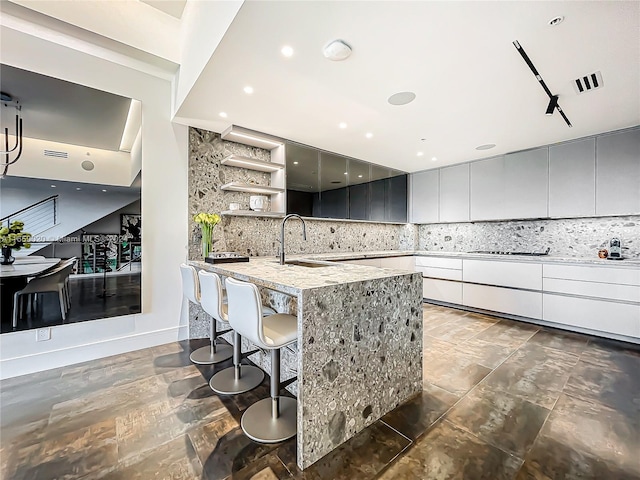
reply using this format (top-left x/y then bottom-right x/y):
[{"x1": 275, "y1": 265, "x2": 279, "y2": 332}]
[
  {"x1": 543, "y1": 294, "x2": 640, "y2": 338},
  {"x1": 344, "y1": 258, "x2": 381, "y2": 267},
  {"x1": 543, "y1": 278, "x2": 640, "y2": 303},
  {"x1": 415, "y1": 256, "x2": 463, "y2": 269},
  {"x1": 423, "y1": 278, "x2": 463, "y2": 304},
  {"x1": 543, "y1": 264, "x2": 640, "y2": 286},
  {"x1": 463, "y1": 283, "x2": 542, "y2": 319},
  {"x1": 463, "y1": 259, "x2": 542, "y2": 290},
  {"x1": 416, "y1": 266, "x2": 463, "y2": 281},
  {"x1": 379, "y1": 256, "x2": 415, "y2": 271}
]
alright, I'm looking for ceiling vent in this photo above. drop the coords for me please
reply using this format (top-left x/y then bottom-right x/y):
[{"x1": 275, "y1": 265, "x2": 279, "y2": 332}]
[
  {"x1": 573, "y1": 71, "x2": 603, "y2": 94},
  {"x1": 44, "y1": 149, "x2": 68, "y2": 158}
]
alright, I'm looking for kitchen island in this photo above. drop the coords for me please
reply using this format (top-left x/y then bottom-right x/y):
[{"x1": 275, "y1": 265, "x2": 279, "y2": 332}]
[{"x1": 190, "y1": 256, "x2": 423, "y2": 469}]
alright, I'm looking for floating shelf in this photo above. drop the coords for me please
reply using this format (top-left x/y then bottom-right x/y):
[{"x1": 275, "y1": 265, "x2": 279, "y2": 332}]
[
  {"x1": 221, "y1": 210, "x2": 284, "y2": 218},
  {"x1": 220, "y1": 182, "x2": 285, "y2": 194},
  {"x1": 221, "y1": 154, "x2": 284, "y2": 173},
  {"x1": 221, "y1": 125, "x2": 284, "y2": 150}
]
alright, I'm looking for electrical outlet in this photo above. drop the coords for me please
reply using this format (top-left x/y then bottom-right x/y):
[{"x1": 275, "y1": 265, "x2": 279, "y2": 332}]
[{"x1": 36, "y1": 327, "x2": 51, "y2": 342}]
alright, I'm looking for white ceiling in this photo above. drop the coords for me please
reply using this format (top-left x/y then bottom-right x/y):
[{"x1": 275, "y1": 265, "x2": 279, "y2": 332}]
[
  {"x1": 139, "y1": 0, "x2": 186, "y2": 19},
  {"x1": 1, "y1": 64, "x2": 132, "y2": 151},
  {"x1": 176, "y1": 1, "x2": 640, "y2": 173}
]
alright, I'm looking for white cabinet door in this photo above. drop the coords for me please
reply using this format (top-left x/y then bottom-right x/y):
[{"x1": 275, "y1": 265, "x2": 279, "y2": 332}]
[
  {"x1": 503, "y1": 147, "x2": 549, "y2": 219},
  {"x1": 549, "y1": 138, "x2": 596, "y2": 217},
  {"x1": 415, "y1": 256, "x2": 463, "y2": 269},
  {"x1": 470, "y1": 156, "x2": 504, "y2": 221},
  {"x1": 463, "y1": 283, "x2": 542, "y2": 319},
  {"x1": 379, "y1": 256, "x2": 415, "y2": 271},
  {"x1": 463, "y1": 259, "x2": 543, "y2": 290},
  {"x1": 439, "y1": 164, "x2": 470, "y2": 222},
  {"x1": 596, "y1": 128, "x2": 640, "y2": 215},
  {"x1": 416, "y1": 266, "x2": 463, "y2": 281},
  {"x1": 410, "y1": 170, "x2": 439, "y2": 223},
  {"x1": 543, "y1": 294, "x2": 640, "y2": 338},
  {"x1": 343, "y1": 258, "x2": 381, "y2": 267},
  {"x1": 423, "y1": 278, "x2": 463, "y2": 304}
]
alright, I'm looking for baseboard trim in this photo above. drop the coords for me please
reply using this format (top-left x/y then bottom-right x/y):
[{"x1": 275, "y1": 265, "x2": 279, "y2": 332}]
[{"x1": 0, "y1": 326, "x2": 188, "y2": 380}]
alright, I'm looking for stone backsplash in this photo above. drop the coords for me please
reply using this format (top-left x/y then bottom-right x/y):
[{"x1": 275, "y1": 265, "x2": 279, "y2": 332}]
[
  {"x1": 188, "y1": 128, "x2": 414, "y2": 260},
  {"x1": 418, "y1": 216, "x2": 640, "y2": 259}
]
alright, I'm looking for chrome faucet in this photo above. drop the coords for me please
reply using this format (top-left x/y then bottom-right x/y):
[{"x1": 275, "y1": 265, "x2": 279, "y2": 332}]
[{"x1": 280, "y1": 214, "x2": 307, "y2": 265}]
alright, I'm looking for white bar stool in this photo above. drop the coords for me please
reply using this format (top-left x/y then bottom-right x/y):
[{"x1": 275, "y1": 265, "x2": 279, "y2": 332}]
[
  {"x1": 225, "y1": 277, "x2": 298, "y2": 443},
  {"x1": 180, "y1": 264, "x2": 232, "y2": 365},
  {"x1": 199, "y1": 270, "x2": 271, "y2": 394}
]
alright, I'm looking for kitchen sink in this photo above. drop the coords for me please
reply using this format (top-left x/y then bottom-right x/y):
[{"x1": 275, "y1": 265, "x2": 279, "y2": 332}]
[{"x1": 283, "y1": 259, "x2": 336, "y2": 268}]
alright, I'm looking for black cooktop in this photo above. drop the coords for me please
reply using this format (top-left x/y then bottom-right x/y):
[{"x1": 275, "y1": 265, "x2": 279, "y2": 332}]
[{"x1": 470, "y1": 248, "x2": 550, "y2": 256}]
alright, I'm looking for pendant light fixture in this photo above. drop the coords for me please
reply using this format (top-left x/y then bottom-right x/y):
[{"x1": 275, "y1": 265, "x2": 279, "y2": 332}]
[{"x1": 1, "y1": 92, "x2": 23, "y2": 178}]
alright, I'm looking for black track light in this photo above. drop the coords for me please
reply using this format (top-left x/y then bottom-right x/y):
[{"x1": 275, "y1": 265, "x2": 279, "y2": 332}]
[{"x1": 545, "y1": 95, "x2": 558, "y2": 115}]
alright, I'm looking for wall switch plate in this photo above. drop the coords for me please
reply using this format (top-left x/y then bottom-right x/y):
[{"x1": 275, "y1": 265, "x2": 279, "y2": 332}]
[{"x1": 36, "y1": 327, "x2": 51, "y2": 342}]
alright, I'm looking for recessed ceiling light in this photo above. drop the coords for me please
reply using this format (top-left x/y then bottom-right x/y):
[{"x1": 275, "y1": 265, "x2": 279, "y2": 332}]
[
  {"x1": 76, "y1": 187, "x2": 82, "y2": 191},
  {"x1": 102, "y1": 189, "x2": 107, "y2": 192},
  {"x1": 358, "y1": 174, "x2": 363, "y2": 178},
  {"x1": 51, "y1": 184, "x2": 56, "y2": 188},
  {"x1": 219, "y1": 112, "x2": 228, "y2": 118},
  {"x1": 475, "y1": 144, "x2": 496, "y2": 150},
  {"x1": 281, "y1": 45, "x2": 294, "y2": 57},
  {"x1": 339, "y1": 122, "x2": 347, "y2": 129},
  {"x1": 243, "y1": 86, "x2": 254, "y2": 94},
  {"x1": 344, "y1": 172, "x2": 348, "y2": 175},
  {"x1": 365, "y1": 132, "x2": 373, "y2": 139},
  {"x1": 417, "y1": 152, "x2": 424, "y2": 157},
  {"x1": 323, "y1": 39, "x2": 352, "y2": 61},
  {"x1": 388, "y1": 92, "x2": 416, "y2": 106},
  {"x1": 431, "y1": 157, "x2": 438, "y2": 162},
  {"x1": 548, "y1": 15, "x2": 564, "y2": 26},
  {"x1": 293, "y1": 161, "x2": 299, "y2": 165}
]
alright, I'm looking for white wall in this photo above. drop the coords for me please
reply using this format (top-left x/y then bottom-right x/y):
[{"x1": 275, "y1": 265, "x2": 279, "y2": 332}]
[
  {"x1": 0, "y1": 23, "x2": 189, "y2": 379},
  {"x1": 174, "y1": 0, "x2": 243, "y2": 114}
]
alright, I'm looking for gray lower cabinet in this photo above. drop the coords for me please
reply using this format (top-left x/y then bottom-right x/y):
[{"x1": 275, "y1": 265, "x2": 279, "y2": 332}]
[
  {"x1": 470, "y1": 156, "x2": 504, "y2": 220},
  {"x1": 549, "y1": 138, "x2": 596, "y2": 217},
  {"x1": 439, "y1": 163, "x2": 470, "y2": 222},
  {"x1": 596, "y1": 128, "x2": 640, "y2": 215},
  {"x1": 410, "y1": 169, "x2": 439, "y2": 223},
  {"x1": 503, "y1": 147, "x2": 548, "y2": 219}
]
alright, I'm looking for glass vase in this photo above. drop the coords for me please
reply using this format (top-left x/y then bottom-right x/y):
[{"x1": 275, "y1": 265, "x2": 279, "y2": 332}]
[
  {"x1": 1, "y1": 246, "x2": 15, "y2": 265},
  {"x1": 201, "y1": 224, "x2": 212, "y2": 259}
]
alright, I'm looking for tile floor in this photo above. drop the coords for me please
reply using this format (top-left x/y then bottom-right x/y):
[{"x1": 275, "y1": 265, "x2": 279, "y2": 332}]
[{"x1": 1, "y1": 304, "x2": 639, "y2": 479}]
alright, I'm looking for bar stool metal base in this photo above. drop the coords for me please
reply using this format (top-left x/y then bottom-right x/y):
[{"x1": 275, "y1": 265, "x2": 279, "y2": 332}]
[
  {"x1": 189, "y1": 344, "x2": 233, "y2": 365},
  {"x1": 209, "y1": 365, "x2": 264, "y2": 395},
  {"x1": 241, "y1": 396, "x2": 297, "y2": 443}
]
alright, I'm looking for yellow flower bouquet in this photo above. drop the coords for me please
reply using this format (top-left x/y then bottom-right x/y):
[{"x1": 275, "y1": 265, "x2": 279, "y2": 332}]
[
  {"x1": 194, "y1": 212, "x2": 221, "y2": 258},
  {"x1": 0, "y1": 220, "x2": 32, "y2": 265}
]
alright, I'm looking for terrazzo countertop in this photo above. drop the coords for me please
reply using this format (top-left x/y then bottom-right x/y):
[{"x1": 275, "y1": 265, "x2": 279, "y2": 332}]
[
  {"x1": 191, "y1": 255, "x2": 415, "y2": 294},
  {"x1": 412, "y1": 251, "x2": 640, "y2": 268}
]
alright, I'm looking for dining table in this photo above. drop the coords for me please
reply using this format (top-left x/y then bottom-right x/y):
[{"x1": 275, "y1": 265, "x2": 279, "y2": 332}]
[{"x1": 1, "y1": 257, "x2": 61, "y2": 327}]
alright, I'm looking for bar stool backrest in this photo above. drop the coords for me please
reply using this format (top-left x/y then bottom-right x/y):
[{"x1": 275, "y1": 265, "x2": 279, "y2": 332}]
[
  {"x1": 225, "y1": 277, "x2": 267, "y2": 348},
  {"x1": 180, "y1": 264, "x2": 200, "y2": 304},
  {"x1": 198, "y1": 270, "x2": 226, "y2": 323}
]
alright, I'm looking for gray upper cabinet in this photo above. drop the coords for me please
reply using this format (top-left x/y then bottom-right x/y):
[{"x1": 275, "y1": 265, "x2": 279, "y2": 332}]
[
  {"x1": 410, "y1": 169, "x2": 439, "y2": 223},
  {"x1": 470, "y1": 156, "x2": 505, "y2": 220},
  {"x1": 439, "y1": 163, "x2": 469, "y2": 222},
  {"x1": 549, "y1": 138, "x2": 596, "y2": 218},
  {"x1": 503, "y1": 147, "x2": 549, "y2": 219},
  {"x1": 596, "y1": 128, "x2": 640, "y2": 215}
]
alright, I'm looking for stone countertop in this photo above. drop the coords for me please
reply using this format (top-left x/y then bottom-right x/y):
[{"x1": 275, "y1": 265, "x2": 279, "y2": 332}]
[
  {"x1": 297, "y1": 249, "x2": 640, "y2": 268},
  {"x1": 412, "y1": 251, "x2": 640, "y2": 268},
  {"x1": 190, "y1": 256, "x2": 418, "y2": 295}
]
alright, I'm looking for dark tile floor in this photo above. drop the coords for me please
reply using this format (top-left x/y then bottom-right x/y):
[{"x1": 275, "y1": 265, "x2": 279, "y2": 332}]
[
  {"x1": 1, "y1": 273, "x2": 141, "y2": 333},
  {"x1": 1, "y1": 304, "x2": 639, "y2": 479}
]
